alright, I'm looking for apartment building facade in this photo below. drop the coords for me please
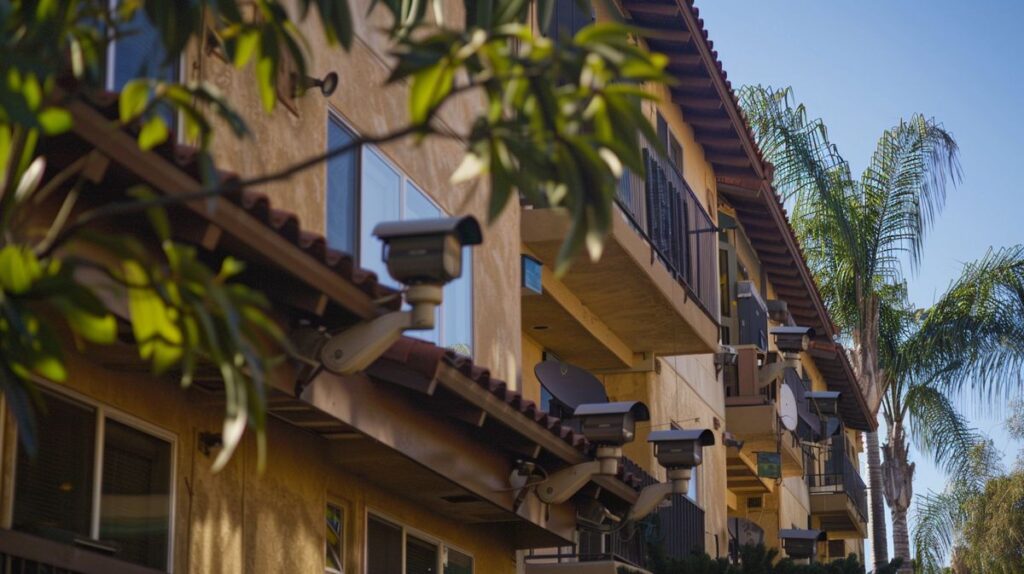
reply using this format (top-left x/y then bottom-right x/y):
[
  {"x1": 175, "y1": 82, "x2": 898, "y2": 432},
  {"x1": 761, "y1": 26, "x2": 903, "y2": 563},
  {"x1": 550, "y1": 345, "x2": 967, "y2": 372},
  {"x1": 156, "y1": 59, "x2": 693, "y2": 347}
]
[{"x1": 0, "y1": 0, "x2": 875, "y2": 573}]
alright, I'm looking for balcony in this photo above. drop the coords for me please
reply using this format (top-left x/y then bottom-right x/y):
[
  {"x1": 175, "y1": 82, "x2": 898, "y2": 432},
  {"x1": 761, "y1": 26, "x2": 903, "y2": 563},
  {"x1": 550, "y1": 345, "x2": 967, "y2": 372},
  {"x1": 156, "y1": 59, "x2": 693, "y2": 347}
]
[
  {"x1": 725, "y1": 403, "x2": 804, "y2": 479},
  {"x1": 521, "y1": 142, "x2": 719, "y2": 368},
  {"x1": 808, "y1": 456, "x2": 868, "y2": 537}
]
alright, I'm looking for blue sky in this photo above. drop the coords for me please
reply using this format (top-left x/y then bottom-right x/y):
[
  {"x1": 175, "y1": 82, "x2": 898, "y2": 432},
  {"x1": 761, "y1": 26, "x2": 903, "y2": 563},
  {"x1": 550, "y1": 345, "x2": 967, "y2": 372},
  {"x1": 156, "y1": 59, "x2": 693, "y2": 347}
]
[{"x1": 696, "y1": 0, "x2": 1024, "y2": 565}]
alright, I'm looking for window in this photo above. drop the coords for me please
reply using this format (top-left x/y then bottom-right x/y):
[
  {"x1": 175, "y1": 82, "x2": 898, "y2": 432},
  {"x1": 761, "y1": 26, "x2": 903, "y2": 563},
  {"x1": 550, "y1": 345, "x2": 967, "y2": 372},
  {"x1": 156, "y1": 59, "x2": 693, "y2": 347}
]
[
  {"x1": 13, "y1": 389, "x2": 174, "y2": 571},
  {"x1": 827, "y1": 539, "x2": 845, "y2": 558},
  {"x1": 326, "y1": 503, "x2": 345, "y2": 573},
  {"x1": 366, "y1": 514, "x2": 473, "y2": 574},
  {"x1": 327, "y1": 118, "x2": 359, "y2": 254},
  {"x1": 686, "y1": 464, "x2": 700, "y2": 504},
  {"x1": 545, "y1": 0, "x2": 594, "y2": 41},
  {"x1": 107, "y1": 1, "x2": 179, "y2": 127},
  {"x1": 655, "y1": 113, "x2": 683, "y2": 175},
  {"x1": 325, "y1": 118, "x2": 474, "y2": 354}
]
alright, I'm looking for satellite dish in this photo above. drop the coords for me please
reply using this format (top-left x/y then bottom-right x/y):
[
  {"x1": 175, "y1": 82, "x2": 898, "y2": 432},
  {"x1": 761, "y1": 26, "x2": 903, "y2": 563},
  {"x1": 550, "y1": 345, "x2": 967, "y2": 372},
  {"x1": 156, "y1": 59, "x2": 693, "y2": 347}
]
[
  {"x1": 779, "y1": 383, "x2": 798, "y2": 431},
  {"x1": 534, "y1": 360, "x2": 608, "y2": 416}
]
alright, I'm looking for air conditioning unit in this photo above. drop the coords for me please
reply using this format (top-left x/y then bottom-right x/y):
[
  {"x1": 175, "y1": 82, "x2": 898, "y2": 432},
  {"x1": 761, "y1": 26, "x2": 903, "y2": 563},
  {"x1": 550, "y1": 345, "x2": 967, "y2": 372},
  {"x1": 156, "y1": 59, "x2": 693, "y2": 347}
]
[{"x1": 737, "y1": 281, "x2": 768, "y2": 352}]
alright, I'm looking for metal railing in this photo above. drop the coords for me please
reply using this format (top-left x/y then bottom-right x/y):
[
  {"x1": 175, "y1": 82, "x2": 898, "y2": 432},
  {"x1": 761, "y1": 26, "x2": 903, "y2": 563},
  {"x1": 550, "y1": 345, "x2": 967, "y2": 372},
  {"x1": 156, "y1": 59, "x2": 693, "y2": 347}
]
[
  {"x1": 526, "y1": 458, "x2": 705, "y2": 569},
  {"x1": 616, "y1": 139, "x2": 719, "y2": 320},
  {"x1": 807, "y1": 455, "x2": 868, "y2": 523}
]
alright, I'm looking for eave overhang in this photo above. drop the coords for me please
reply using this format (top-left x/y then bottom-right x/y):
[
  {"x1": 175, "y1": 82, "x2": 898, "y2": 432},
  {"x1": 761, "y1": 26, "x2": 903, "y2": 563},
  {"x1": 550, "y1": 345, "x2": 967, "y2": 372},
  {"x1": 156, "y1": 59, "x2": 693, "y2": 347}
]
[{"x1": 618, "y1": 1, "x2": 875, "y2": 429}]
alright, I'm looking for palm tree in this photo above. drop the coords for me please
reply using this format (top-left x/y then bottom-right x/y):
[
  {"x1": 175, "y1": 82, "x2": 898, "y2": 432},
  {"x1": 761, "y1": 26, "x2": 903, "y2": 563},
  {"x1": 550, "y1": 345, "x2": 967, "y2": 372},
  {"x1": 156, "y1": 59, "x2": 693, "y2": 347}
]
[
  {"x1": 907, "y1": 247, "x2": 1024, "y2": 571},
  {"x1": 738, "y1": 86, "x2": 962, "y2": 570}
]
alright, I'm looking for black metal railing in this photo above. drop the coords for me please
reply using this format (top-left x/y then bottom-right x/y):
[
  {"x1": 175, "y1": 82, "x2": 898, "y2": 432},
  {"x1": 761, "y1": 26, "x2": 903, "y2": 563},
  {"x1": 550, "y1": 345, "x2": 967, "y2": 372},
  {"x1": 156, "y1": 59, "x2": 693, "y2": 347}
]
[
  {"x1": 524, "y1": 457, "x2": 706, "y2": 569},
  {"x1": 616, "y1": 138, "x2": 719, "y2": 320},
  {"x1": 807, "y1": 455, "x2": 868, "y2": 523}
]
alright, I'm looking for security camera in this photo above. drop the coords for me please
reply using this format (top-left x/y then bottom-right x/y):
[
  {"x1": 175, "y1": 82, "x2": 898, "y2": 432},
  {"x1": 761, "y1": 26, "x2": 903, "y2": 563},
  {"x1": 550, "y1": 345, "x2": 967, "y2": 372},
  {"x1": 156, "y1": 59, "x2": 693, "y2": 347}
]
[
  {"x1": 779, "y1": 529, "x2": 825, "y2": 559},
  {"x1": 805, "y1": 391, "x2": 841, "y2": 417},
  {"x1": 534, "y1": 401, "x2": 650, "y2": 505},
  {"x1": 312, "y1": 216, "x2": 482, "y2": 376},
  {"x1": 373, "y1": 216, "x2": 482, "y2": 285},
  {"x1": 574, "y1": 401, "x2": 650, "y2": 447},
  {"x1": 627, "y1": 429, "x2": 715, "y2": 522},
  {"x1": 714, "y1": 345, "x2": 738, "y2": 368},
  {"x1": 772, "y1": 326, "x2": 815, "y2": 355}
]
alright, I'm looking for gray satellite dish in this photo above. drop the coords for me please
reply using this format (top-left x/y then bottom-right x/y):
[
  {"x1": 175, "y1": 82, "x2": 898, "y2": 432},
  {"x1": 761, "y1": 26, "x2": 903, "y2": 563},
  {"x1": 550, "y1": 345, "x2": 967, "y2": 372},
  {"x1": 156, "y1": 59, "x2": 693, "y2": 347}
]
[
  {"x1": 779, "y1": 383, "x2": 798, "y2": 431},
  {"x1": 534, "y1": 360, "x2": 608, "y2": 417}
]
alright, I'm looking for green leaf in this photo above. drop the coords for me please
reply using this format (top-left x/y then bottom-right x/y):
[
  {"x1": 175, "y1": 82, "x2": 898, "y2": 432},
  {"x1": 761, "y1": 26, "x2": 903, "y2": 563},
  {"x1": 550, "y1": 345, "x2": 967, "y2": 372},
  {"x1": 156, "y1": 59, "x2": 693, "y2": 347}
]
[
  {"x1": 0, "y1": 245, "x2": 42, "y2": 294},
  {"x1": 36, "y1": 107, "x2": 72, "y2": 134},
  {"x1": 119, "y1": 80, "x2": 151, "y2": 121},
  {"x1": 124, "y1": 260, "x2": 183, "y2": 373},
  {"x1": 138, "y1": 115, "x2": 169, "y2": 150},
  {"x1": 233, "y1": 30, "x2": 260, "y2": 68},
  {"x1": 410, "y1": 59, "x2": 454, "y2": 125}
]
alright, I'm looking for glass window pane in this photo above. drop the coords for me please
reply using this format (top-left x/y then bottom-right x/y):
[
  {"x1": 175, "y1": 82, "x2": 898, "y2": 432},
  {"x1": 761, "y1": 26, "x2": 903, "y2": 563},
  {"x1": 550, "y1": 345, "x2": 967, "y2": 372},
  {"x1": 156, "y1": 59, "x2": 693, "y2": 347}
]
[
  {"x1": 367, "y1": 516, "x2": 403, "y2": 574},
  {"x1": 406, "y1": 535, "x2": 438, "y2": 574},
  {"x1": 111, "y1": 3, "x2": 177, "y2": 89},
  {"x1": 327, "y1": 118, "x2": 359, "y2": 255},
  {"x1": 360, "y1": 149, "x2": 402, "y2": 287},
  {"x1": 445, "y1": 548, "x2": 473, "y2": 574},
  {"x1": 404, "y1": 183, "x2": 441, "y2": 220},
  {"x1": 687, "y1": 468, "x2": 699, "y2": 503},
  {"x1": 326, "y1": 504, "x2": 344, "y2": 573},
  {"x1": 99, "y1": 419, "x2": 172, "y2": 569},
  {"x1": 13, "y1": 393, "x2": 97, "y2": 541},
  {"x1": 442, "y1": 247, "x2": 472, "y2": 355}
]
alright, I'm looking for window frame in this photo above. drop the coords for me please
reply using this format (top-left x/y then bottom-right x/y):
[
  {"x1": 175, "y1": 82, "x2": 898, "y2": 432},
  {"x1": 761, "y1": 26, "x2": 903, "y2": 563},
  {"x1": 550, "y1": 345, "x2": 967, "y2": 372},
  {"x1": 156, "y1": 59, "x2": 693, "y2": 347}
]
[
  {"x1": 363, "y1": 510, "x2": 474, "y2": 574},
  {"x1": 325, "y1": 497, "x2": 349, "y2": 574},
  {"x1": 10, "y1": 381, "x2": 178, "y2": 573}
]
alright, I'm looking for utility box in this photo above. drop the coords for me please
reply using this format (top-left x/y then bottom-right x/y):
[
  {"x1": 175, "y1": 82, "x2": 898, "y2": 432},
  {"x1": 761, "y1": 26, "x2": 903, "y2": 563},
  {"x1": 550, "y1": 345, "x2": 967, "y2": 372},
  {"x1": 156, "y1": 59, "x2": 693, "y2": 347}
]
[{"x1": 737, "y1": 281, "x2": 768, "y2": 352}]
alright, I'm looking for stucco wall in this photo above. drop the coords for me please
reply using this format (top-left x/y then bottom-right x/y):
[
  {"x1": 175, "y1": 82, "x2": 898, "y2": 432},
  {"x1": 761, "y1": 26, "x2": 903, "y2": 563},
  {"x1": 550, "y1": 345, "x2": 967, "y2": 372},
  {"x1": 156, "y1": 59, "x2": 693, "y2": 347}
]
[
  {"x1": 0, "y1": 354, "x2": 519, "y2": 573},
  {"x1": 196, "y1": 0, "x2": 522, "y2": 387}
]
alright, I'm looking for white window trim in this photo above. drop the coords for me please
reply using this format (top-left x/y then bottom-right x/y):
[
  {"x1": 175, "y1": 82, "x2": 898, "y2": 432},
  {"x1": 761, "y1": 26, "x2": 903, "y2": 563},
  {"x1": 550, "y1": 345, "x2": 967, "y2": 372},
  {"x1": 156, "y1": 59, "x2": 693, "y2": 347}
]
[
  {"x1": 11, "y1": 379, "x2": 178, "y2": 573},
  {"x1": 364, "y1": 509, "x2": 474, "y2": 574}
]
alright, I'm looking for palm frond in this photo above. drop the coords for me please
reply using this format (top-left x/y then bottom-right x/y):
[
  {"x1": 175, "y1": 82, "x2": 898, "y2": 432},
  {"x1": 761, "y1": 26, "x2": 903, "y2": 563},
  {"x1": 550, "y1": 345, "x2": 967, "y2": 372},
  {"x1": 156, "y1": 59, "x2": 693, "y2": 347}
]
[
  {"x1": 912, "y1": 490, "x2": 962, "y2": 573},
  {"x1": 859, "y1": 116, "x2": 961, "y2": 282},
  {"x1": 738, "y1": 85, "x2": 862, "y2": 332},
  {"x1": 905, "y1": 384, "x2": 982, "y2": 478},
  {"x1": 909, "y1": 245, "x2": 1024, "y2": 403}
]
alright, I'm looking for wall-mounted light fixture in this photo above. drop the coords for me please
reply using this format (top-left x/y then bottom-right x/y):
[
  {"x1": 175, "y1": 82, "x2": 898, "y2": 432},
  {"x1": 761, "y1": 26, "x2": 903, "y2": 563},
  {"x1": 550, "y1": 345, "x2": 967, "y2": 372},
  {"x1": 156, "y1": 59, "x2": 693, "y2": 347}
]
[{"x1": 292, "y1": 71, "x2": 339, "y2": 97}]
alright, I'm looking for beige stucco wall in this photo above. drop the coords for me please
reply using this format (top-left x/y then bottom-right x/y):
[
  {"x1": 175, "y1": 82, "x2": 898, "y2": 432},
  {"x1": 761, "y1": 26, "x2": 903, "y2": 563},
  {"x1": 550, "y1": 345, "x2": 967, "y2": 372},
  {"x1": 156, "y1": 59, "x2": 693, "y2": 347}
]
[
  {"x1": 0, "y1": 353, "x2": 518, "y2": 573},
  {"x1": 195, "y1": 0, "x2": 522, "y2": 387}
]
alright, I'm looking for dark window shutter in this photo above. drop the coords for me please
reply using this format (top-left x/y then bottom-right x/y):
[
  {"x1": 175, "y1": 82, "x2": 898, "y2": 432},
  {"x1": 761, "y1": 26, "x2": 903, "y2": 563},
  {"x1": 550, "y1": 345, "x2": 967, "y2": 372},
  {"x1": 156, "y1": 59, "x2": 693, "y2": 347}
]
[{"x1": 367, "y1": 517, "x2": 403, "y2": 574}]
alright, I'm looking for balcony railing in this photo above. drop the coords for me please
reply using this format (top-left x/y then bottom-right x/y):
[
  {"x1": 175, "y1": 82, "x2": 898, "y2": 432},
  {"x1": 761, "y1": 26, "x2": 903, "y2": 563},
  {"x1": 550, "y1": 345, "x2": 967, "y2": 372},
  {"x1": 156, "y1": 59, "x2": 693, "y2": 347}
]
[
  {"x1": 617, "y1": 140, "x2": 719, "y2": 319},
  {"x1": 525, "y1": 458, "x2": 705, "y2": 570},
  {"x1": 807, "y1": 455, "x2": 868, "y2": 523}
]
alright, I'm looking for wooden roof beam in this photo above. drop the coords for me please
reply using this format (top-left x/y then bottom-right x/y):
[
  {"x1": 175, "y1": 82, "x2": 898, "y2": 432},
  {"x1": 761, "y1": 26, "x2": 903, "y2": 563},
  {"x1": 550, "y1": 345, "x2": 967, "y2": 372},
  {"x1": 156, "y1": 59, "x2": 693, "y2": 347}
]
[{"x1": 624, "y1": 1, "x2": 680, "y2": 16}]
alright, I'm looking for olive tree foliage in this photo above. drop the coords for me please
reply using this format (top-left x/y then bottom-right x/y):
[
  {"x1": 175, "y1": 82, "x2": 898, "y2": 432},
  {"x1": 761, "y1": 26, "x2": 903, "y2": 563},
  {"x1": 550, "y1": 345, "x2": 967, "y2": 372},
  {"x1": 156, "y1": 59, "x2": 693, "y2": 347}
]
[{"x1": 0, "y1": 0, "x2": 669, "y2": 468}]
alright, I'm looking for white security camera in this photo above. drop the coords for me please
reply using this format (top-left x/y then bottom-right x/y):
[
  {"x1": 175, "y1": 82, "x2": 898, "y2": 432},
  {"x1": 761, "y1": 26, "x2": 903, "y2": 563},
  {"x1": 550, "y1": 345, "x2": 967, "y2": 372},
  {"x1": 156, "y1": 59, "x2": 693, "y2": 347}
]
[
  {"x1": 626, "y1": 429, "x2": 715, "y2": 522},
  {"x1": 714, "y1": 345, "x2": 738, "y2": 368},
  {"x1": 534, "y1": 401, "x2": 650, "y2": 505},
  {"x1": 313, "y1": 216, "x2": 482, "y2": 376},
  {"x1": 772, "y1": 326, "x2": 815, "y2": 355},
  {"x1": 373, "y1": 216, "x2": 482, "y2": 285},
  {"x1": 779, "y1": 529, "x2": 825, "y2": 559}
]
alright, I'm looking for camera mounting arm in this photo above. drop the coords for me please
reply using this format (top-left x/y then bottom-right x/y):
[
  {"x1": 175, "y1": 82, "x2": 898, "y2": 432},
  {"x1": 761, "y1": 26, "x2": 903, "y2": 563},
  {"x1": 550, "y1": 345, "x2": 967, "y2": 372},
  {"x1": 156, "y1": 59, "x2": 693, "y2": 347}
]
[{"x1": 319, "y1": 284, "x2": 442, "y2": 376}]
